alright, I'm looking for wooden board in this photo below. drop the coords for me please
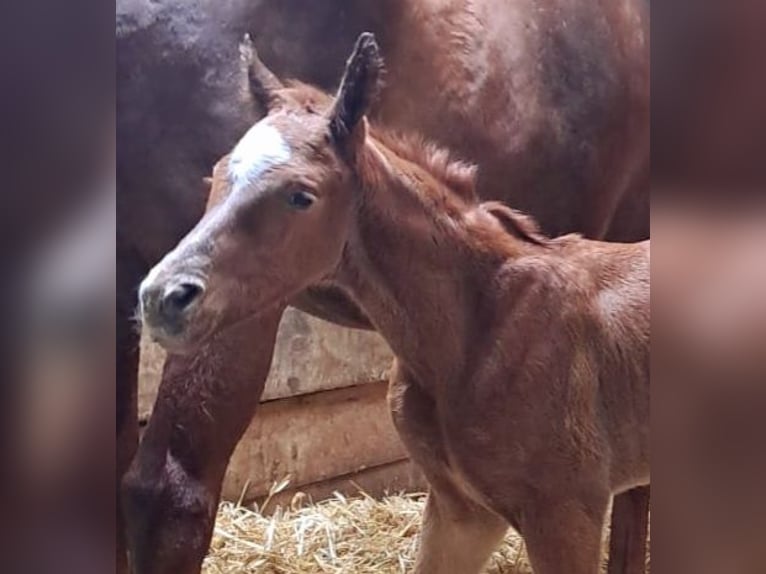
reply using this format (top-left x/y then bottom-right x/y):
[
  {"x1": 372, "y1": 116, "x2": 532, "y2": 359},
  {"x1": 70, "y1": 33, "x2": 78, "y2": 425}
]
[
  {"x1": 222, "y1": 380, "x2": 408, "y2": 501},
  {"x1": 249, "y1": 459, "x2": 428, "y2": 511},
  {"x1": 263, "y1": 308, "x2": 392, "y2": 401}
]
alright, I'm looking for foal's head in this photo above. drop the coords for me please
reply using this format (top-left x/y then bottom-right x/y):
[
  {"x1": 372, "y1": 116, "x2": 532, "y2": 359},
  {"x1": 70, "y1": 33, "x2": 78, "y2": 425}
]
[{"x1": 139, "y1": 33, "x2": 385, "y2": 351}]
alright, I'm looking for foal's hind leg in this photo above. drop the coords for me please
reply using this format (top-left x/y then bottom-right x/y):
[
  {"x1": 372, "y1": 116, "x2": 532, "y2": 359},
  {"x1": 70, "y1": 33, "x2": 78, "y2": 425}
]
[
  {"x1": 519, "y1": 491, "x2": 610, "y2": 574},
  {"x1": 388, "y1": 365, "x2": 507, "y2": 574},
  {"x1": 608, "y1": 486, "x2": 650, "y2": 574}
]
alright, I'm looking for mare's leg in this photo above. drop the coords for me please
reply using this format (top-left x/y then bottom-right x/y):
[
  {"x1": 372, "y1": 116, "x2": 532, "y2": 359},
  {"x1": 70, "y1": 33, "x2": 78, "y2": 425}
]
[
  {"x1": 388, "y1": 366, "x2": 507, "y2": 574},
  {"x1": 415, "y1": 491, "x2": 508, "y2": 574},
  {"x1": 122, "y1": 305, "x2": 284, "y2": 574},
  {"x1": 607, "y1": 485, "x2": 650, "y2": 574},
  {"x1": 519, "y1": 489, "x2": 610, "y2": 574}
]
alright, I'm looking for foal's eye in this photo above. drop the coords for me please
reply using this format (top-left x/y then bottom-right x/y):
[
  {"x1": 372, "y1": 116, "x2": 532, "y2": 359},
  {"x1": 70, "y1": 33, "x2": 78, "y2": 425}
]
[{"x1": 287, "y1": 190, "x2": 317, "y2": 210}]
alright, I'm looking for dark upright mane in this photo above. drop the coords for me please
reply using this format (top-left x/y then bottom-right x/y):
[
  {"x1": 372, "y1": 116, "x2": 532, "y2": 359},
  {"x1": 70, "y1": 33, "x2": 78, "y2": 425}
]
[
  {"x1": 369, "y1": 130, "x2": 479, "y2": 202},
  {"x1": 365, "y1": 130, "x2": 558, "y2": 247}
]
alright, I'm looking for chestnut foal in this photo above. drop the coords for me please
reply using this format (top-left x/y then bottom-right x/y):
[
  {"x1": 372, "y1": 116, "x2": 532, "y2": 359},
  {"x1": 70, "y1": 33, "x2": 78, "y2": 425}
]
[{"x1": 140, "y1": 34, "x2": 649, "y2": 573}]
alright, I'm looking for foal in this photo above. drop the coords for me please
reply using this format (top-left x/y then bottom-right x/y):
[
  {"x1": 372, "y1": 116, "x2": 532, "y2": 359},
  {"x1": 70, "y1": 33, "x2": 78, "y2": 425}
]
[{"x1": 140, "y1": 34, "x2": 650, "y2": 573}]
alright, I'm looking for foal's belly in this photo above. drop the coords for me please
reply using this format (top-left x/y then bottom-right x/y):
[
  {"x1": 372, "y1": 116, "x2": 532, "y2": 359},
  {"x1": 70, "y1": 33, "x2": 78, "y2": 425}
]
[{"x1": 437, "y1": 388, "x2": 649, "y2": 516}]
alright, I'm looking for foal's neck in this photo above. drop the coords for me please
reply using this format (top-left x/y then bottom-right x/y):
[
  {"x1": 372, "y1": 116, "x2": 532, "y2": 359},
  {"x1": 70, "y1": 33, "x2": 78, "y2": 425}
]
[{"x1": 334, "y1": 138, "x2": 527, "y2": 392}]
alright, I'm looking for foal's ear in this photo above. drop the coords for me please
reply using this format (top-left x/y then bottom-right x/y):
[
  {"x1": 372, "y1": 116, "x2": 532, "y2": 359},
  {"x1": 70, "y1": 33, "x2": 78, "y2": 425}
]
[
  {"x1": 239, "y1": 33, "x2": 285, "y2": 112},
  {"x1": 329, "y1": 32, "x2": 384, "y2": 146}
]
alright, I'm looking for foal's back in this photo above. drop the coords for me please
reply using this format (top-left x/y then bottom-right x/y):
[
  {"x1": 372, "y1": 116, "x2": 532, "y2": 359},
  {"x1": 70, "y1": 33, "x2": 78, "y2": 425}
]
[
  {"x1": 458, "y1": 237, "x2": 650, "y2": 493},
  {"x1": 500, "y1": 237, "x2": 650, "y2": 391}
]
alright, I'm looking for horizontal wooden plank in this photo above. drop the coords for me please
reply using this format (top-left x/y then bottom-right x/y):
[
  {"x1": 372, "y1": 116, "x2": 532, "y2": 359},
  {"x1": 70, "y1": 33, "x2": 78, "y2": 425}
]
[
  {"x1": 262, "y1": 308, "x2": 392, "y2": 401},
  {"x1": 138, "y1": 307, "x2": 393, "y2": 418},
  {"x1": 243, "y1": 459, "x2": 428, "y2": 510},
  {"x1": 222, "y1": 380, "x2": 408, "y2": 501}
]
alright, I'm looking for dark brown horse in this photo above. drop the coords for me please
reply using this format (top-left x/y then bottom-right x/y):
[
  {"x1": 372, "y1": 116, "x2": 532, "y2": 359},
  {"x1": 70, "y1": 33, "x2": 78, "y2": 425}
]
[
  {"x1": 140, "y1": 34, "x2": 650, "y2": 574},
  {"x1": 118, "y1": 0, "x2": 649, "y2": 571}
]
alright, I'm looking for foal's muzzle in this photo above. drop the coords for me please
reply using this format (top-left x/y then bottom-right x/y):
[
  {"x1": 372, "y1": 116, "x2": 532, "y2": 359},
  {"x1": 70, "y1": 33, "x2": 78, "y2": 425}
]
[{"x1": 139, "y1": 277, "x2": 205, "y2": 337}]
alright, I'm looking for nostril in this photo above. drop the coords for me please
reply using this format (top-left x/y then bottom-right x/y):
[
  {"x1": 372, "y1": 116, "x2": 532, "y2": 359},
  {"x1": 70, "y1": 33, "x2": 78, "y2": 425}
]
[{"x1": 162, "y1": 282, "x2": 203, "y2": 314}]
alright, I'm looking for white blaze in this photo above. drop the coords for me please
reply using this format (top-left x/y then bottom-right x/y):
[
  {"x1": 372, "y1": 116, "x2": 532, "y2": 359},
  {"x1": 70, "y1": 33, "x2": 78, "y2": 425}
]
[{"x1": 228, "y1": 120, "x2": 291, "y2": 190}]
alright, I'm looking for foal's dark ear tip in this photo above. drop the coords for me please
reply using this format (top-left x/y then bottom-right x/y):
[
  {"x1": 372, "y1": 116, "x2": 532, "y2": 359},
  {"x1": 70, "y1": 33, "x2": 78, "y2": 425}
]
[
  {"x1": 239, "y1": 33, "x2": 254, "y2": 60},
  {"x1": 357, "y1": 31, "x2": 378, "y2": 51},
  {"x1": 356, "y1": 32, "x2": 383, "y2": 68}
]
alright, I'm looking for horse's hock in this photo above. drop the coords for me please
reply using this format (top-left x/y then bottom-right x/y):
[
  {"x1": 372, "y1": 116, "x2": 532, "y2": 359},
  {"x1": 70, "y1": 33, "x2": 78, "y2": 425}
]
[{"x1": 138, "y1": 308, "x2": 426, "y2": 504}]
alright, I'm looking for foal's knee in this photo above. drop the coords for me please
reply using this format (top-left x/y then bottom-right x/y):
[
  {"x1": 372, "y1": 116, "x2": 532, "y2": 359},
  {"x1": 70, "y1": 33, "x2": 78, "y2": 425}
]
[{"x1": 121, "y1": 454, "x2": 217, "y2": 574}]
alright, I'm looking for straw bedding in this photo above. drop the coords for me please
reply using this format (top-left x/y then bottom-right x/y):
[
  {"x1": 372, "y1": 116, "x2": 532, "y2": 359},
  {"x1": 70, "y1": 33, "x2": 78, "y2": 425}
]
[{"x1": 203, "y1": 482, "x2": 621, "y2": 574}]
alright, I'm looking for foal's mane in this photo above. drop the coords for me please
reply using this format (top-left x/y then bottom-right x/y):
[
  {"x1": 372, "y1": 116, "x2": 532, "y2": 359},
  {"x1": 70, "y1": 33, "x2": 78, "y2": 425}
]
[
  {"x1": 283, "y1": 80, "x2": 550, "y2": 247},
  {"x1": 369, "y1": 130, "x2": 478, "y2": 203},
  {"x1": 479, "y1": 201, "x2": 550, "y2": 246},
  {"x1": 366, "y1": 131, "x2": 551, "y2": 247}
]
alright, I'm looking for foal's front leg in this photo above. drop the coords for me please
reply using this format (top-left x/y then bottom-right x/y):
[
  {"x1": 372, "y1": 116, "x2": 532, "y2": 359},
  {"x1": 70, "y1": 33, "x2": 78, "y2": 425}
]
[
  {"x1": 388, "y1": 365, "x2": 507, "y2": 574},
  {"x1": 415, "y1": 490, "x2": 508, "y2": 574}
]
